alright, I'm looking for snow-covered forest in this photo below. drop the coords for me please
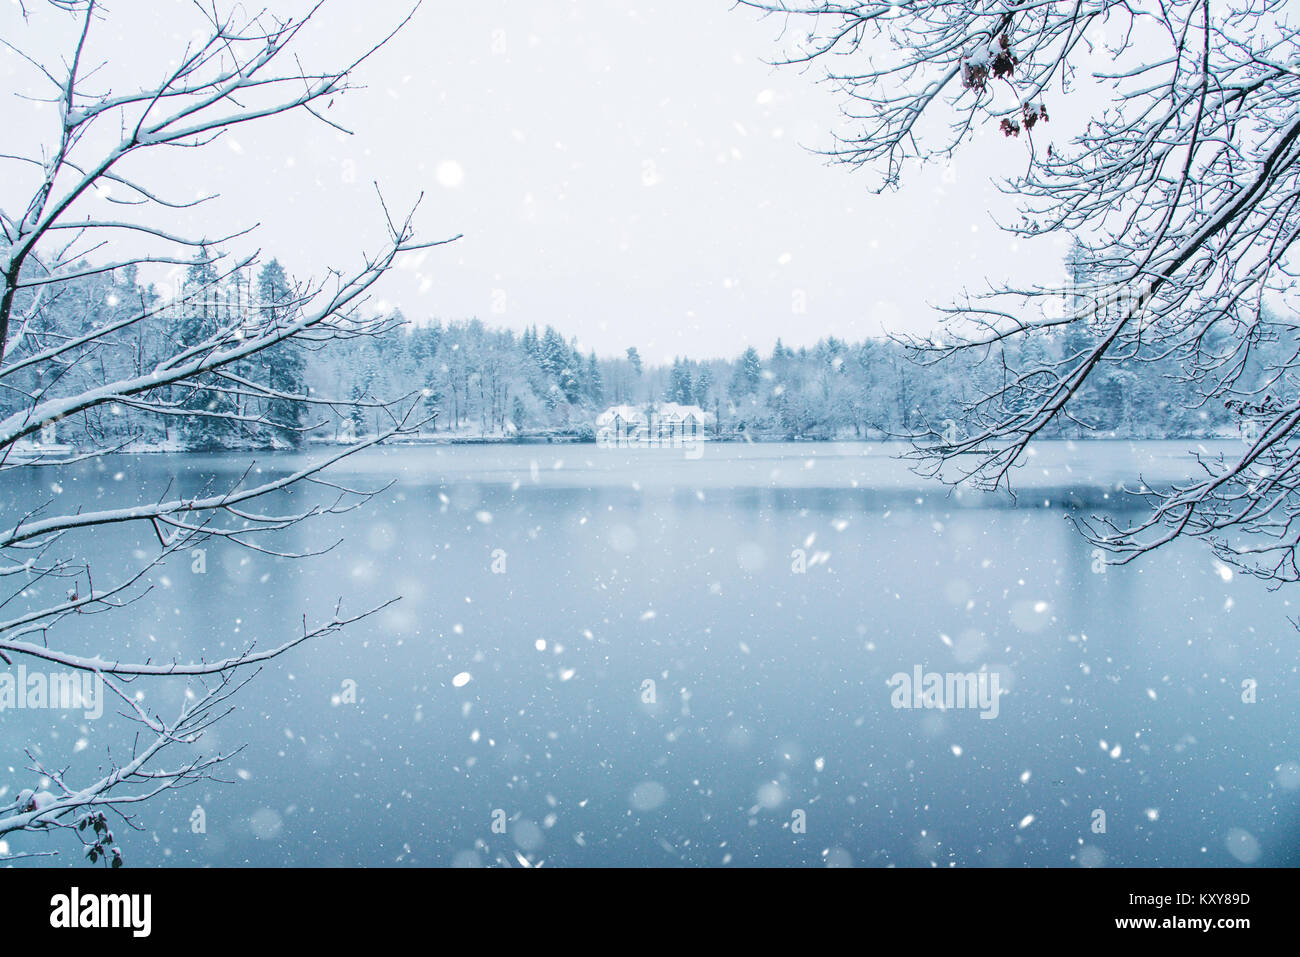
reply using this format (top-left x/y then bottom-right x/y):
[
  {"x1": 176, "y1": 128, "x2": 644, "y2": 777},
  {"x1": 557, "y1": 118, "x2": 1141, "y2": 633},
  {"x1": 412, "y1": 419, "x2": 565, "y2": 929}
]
[
  {"x1": 4, "y1": 0, "x2": 1300, "y2": 887},
  {"x1": 6, "y1": 247, "x2": 1291, "y2": 449}
]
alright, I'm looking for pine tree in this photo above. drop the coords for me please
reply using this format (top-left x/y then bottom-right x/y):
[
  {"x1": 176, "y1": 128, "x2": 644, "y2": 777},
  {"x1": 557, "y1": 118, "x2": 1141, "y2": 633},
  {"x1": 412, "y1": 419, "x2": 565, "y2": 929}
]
[
  {"x1": 172, "y1": 254, "x2": 238, "y2": 449},
  {"x1": 539, "y1": 326, "x2": 567, "y2": 380},
  {"x1": 586, "y1": 352, "x2": 604, "y2": 405},
  {"x1": 665, "y1": 358, "x2": 693, "y2": 404},
  {"x1": 349, "y1": 384, "x2": 368, "y2": 438},
  {"x1": 693, "y1": 366, "x2": 712, "y2": 407},
  {"x1": 257, "y1": 259, "x2": 306, "y2": 447},
  {"x1": 559, "y1": 363, "x2": 581, "y2": 404},
  {"x1": 730, "y1": 346, "x2": 762, "y2": 397}
]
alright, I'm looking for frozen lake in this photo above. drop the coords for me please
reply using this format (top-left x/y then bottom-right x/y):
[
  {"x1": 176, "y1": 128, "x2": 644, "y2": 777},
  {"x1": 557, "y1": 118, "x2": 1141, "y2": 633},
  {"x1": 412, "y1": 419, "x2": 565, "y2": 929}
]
[{"x1": 3, "y1": 440, "x2": 1298, "y2": 867}]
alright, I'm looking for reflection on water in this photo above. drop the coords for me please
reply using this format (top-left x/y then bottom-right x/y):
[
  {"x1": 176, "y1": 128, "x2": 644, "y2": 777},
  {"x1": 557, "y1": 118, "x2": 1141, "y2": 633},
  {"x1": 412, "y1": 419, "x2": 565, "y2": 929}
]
[{"x1": 2, "y1": 442, "x2": 1297, "y2": 867}]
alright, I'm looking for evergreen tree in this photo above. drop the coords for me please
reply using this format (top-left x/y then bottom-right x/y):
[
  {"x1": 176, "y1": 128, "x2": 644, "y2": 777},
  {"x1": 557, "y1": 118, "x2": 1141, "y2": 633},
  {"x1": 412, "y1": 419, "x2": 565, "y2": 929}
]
[
  {"x1": 665, "y1": 358, "x2": 693, "y2": 404},
  {"x1": 257, "y1": 259, "x2": 307, "y2": 447},
  {"x1": 348, "y1": 384, "x2": 368, "y2": 438},
  {"x1": 539, "y1": 326, "x2": 567, "y2": 380},
  {"x1": 730, "y1": 346, "x2": 762, "y2": 397},
  {"x1": 172, "y1": 254, "x2": 238, "y2": 449},
  {"x1": 559, "y1": 363, "x2": 581, "y2": 404},
  {"x1": 693, "y1": 366, "x2": 712, "y2": 407},
  {"x1": 586, "y1": 352, "x2": 604, "y2": 405}
]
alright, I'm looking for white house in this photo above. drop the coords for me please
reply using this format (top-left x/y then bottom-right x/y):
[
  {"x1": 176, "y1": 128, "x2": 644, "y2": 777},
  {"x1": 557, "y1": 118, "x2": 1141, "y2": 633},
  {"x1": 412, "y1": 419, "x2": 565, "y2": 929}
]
[{"x1": 595, "y1": 402, "x2": 714, "y2": 447}]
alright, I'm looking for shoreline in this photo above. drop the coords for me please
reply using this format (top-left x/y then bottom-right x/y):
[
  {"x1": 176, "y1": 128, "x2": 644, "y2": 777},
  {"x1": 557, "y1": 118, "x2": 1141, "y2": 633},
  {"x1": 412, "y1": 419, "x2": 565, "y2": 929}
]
[{"x1": 10, "y1": 431, "x2": 1249, "y2": 457}]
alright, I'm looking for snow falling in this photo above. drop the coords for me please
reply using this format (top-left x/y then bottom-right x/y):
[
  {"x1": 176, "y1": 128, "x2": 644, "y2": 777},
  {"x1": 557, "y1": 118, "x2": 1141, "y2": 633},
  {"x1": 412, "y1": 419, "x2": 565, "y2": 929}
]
[{"x1": 1, "y1": 0, "x2": 1297, "y2": 874}]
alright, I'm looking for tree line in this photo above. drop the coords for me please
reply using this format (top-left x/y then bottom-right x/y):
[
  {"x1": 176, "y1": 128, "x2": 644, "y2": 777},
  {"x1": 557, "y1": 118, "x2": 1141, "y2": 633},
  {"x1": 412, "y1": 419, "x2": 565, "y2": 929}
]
[{"x1": 5, "y1": 254, "x2": 1284, "y2": 450}]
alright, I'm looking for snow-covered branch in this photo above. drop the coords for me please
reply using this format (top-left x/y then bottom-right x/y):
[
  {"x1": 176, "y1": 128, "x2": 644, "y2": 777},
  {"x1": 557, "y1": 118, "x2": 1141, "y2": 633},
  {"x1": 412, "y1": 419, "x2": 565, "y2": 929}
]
[
  {"x1": 748, "y1": 0, "x2": 1300, "y2": 581},
  {"x1": 0, "y1": 0, "x2": 449, "y2": 863}
]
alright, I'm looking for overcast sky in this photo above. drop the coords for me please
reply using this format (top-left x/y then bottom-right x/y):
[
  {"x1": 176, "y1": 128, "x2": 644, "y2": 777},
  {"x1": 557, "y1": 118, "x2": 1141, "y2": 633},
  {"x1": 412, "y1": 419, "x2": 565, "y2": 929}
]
[{"x1": 2, "y1": 0, "x2": 1071, "y2": 362}]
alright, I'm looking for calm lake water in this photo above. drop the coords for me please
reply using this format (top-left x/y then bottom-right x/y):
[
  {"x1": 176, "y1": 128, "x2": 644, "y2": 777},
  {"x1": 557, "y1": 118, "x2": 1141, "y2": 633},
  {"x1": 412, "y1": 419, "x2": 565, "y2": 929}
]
[{"x1": 3, "y1": 440, "x2": 1298, "y2": 867}]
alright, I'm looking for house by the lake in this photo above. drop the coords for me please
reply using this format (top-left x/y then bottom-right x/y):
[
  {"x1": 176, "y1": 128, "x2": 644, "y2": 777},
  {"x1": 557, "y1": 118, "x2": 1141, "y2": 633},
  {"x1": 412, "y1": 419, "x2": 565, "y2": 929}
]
[{"x1": 595, "y1": 403, "x2": 714, "y2": 447}]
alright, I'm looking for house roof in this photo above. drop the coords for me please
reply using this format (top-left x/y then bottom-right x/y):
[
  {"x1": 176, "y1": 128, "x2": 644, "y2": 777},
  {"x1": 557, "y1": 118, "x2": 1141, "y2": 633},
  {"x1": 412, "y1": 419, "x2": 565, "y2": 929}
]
[{"x1": 595, "y1": 403, "x2": 715, "y2": 427}]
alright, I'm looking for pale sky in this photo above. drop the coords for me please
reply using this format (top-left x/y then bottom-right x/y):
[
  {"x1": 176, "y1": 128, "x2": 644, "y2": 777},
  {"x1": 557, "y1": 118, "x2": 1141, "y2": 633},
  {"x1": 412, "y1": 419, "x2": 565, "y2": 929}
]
[{"x1": 1, "y1": 0, "x2": 1070, "y2": 361}]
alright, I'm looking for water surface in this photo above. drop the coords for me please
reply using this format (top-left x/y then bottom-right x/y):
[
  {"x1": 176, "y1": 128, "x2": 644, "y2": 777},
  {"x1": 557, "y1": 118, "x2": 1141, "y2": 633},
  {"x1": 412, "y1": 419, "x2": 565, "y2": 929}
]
[{"x1": 3, "y1": 441, "x2": 1297, "y2": 867}]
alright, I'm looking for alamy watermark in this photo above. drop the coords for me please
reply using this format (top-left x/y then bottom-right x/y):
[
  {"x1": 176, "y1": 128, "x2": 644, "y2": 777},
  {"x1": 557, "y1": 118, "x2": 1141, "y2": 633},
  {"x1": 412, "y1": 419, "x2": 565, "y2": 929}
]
[
  {"x1": 595, "y1": 406, "x2": 710, "y2": 460},
  {"x1": 888, "y1": 665, "x2": 1003, "y2": 719},
  {"x1": 0, "y1": 666, "x2": 103, "y2": 719}
]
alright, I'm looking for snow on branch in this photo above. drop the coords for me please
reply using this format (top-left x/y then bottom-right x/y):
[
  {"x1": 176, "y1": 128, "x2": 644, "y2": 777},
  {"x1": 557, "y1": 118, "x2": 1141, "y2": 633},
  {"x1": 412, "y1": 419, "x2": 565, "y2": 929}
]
[
  {"x1": 0, "y1": 0, "x2": 452, "y2": 863},
  {"x1": 747, "y1": 0, "x2": 1300, "y2": 582}
]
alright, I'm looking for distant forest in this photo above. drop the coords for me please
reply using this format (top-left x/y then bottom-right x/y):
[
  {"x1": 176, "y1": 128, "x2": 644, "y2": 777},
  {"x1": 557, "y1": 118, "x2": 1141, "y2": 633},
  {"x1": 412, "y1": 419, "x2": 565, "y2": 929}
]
[{"x1": 3, "y1": 255, "x2": 1290, "y2": 450}]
